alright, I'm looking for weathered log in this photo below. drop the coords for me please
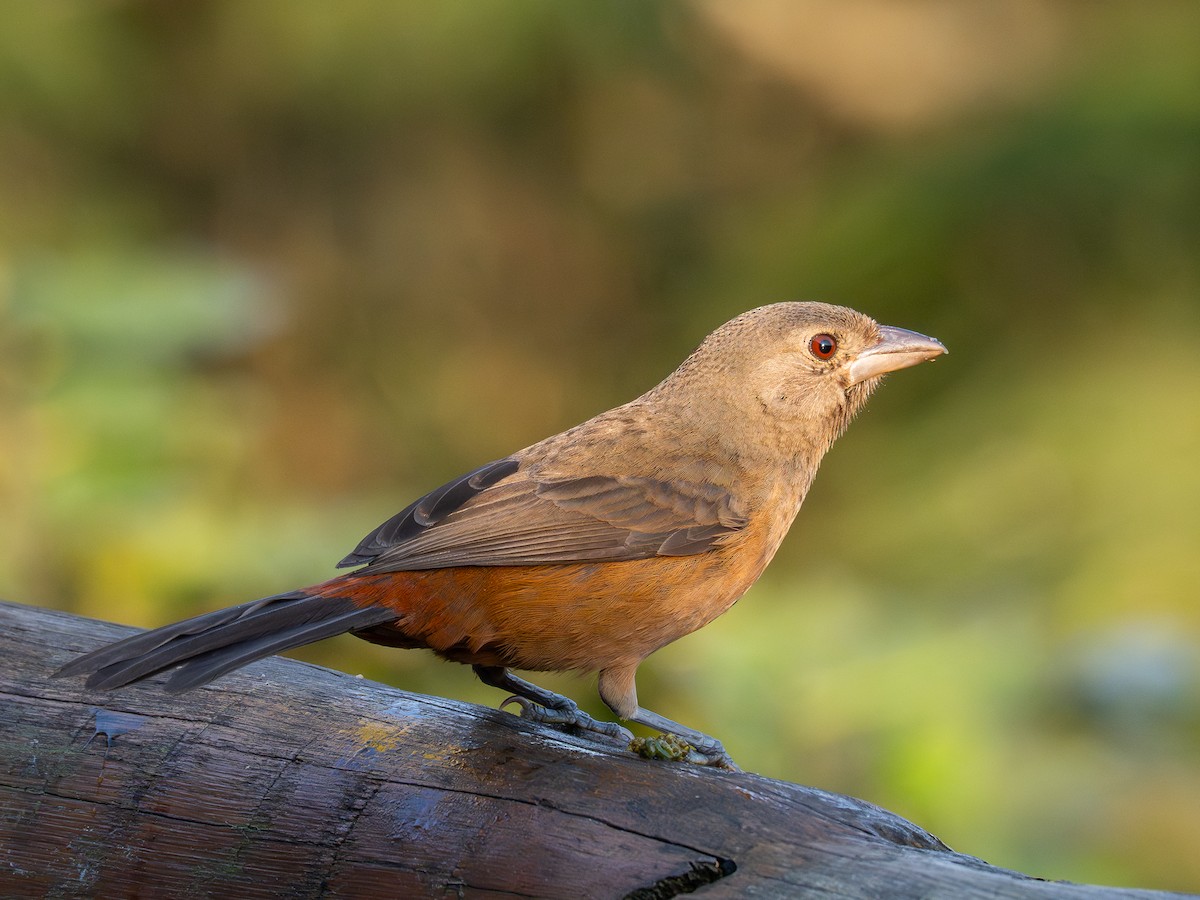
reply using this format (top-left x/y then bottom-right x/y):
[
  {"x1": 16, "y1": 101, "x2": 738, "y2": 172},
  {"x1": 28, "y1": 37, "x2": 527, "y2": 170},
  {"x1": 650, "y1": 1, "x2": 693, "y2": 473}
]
[{"x1": 0, "y1": 599, "x2": 1187, "y2": 898}]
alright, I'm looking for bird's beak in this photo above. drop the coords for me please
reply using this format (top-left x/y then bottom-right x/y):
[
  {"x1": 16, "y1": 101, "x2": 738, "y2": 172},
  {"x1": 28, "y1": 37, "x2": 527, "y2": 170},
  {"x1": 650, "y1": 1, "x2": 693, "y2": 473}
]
[{"x1": 847, "y1": 325, "x2": 947, "y2": 385}]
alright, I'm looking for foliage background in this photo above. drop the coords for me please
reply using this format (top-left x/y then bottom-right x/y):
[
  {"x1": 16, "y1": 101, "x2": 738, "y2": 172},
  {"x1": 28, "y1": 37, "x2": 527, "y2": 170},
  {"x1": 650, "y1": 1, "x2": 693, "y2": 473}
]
[{"x1": 3, "y1": 2, "x2": 1198, "y2": 890}]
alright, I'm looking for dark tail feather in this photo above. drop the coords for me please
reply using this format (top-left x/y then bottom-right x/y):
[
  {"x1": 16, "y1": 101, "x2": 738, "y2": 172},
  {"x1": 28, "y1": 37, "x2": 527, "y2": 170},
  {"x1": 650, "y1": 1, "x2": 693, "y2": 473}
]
[
  {"x1": 54, "y1": 591, "x2": 303, "y2": 684},
  {"x1": 53, "y1": 589, "x2": 398, "y2": 692},
  {"x1": 161, "y1": 606, "x2": 394, "y2": 693}
]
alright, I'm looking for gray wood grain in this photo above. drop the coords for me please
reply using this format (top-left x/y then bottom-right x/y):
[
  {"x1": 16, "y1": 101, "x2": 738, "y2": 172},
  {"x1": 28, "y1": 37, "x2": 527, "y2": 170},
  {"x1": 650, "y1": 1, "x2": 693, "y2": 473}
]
[{"x1": 0, "y1": 600, "x2": 1189, "y2": 899}]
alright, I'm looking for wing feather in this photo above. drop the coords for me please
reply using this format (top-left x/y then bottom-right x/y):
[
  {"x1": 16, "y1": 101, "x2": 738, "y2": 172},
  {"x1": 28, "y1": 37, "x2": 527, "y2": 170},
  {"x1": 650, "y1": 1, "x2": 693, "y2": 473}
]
[{"x1": 340, "y1": 457, "x2": 747, "y2": 572}]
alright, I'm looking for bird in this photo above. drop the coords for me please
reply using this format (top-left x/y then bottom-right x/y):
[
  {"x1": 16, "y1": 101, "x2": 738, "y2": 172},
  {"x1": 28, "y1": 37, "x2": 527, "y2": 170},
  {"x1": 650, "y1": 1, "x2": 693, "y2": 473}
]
[{"x1": 56, "y1": 302, "x2": 946, "y2": 769}]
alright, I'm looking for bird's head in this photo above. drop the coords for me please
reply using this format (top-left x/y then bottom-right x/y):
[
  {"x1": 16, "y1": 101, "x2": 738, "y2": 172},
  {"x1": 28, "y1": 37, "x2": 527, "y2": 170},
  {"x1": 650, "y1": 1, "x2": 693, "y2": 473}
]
[{"x1": 659, "y1": 302, "x2": 947, "y2": 458}]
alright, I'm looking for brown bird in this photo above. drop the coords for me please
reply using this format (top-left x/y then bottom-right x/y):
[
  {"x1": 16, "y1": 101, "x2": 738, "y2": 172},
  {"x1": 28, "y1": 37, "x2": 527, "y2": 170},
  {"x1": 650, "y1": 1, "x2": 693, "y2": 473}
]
[{"x1": 56, "y1": 302, "x2": 945, "y2": 768}]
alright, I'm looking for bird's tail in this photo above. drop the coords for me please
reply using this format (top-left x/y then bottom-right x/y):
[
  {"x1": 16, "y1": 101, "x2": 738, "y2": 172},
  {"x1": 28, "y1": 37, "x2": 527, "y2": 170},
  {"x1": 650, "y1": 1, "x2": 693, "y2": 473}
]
[{"x1": 53, "y1": 576, "x2": 400, "y2": 694}]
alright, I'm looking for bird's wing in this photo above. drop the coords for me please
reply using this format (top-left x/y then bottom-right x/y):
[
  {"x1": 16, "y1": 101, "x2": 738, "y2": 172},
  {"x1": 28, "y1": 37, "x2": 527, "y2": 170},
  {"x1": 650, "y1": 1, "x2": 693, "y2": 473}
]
[{"x1": 337, "y1": 457, "x2": 748, "y2": 571}]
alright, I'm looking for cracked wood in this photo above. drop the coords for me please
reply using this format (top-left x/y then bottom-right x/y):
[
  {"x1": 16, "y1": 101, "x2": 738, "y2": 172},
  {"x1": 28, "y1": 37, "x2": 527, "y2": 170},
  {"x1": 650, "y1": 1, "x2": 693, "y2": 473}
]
[{"x1": 0, "y1": 600, "x2": 1185, "y2": 899}]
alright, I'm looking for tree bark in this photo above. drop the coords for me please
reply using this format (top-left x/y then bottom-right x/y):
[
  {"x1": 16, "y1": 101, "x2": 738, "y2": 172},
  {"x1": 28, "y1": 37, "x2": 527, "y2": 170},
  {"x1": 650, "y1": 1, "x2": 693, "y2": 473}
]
[{"x1": 0, "y1": 599, "x2": 1187, "y2": 899}]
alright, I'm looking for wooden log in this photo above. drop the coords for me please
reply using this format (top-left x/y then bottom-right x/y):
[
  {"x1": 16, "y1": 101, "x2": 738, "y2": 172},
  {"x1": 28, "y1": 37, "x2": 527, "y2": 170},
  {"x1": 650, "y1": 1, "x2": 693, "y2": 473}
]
[{"x1": 0, "y1": 599, "x2": 1187, "y2": 898}]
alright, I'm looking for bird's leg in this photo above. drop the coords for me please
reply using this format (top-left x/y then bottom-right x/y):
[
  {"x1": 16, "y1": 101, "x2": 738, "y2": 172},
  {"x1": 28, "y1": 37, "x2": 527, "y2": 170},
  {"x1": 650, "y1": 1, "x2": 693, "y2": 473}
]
[
  {"x1": 473, "y1": 665, "x2": 633, "y2": 742},
  {"x1": 599, "y1": 664, "x2": 740, "y2": 771}
]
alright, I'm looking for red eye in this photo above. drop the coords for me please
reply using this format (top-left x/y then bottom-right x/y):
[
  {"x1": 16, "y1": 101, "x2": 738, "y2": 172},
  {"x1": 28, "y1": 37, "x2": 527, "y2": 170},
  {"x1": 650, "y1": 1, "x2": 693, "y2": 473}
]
[{"x1": 810, "y1": 333, "x2": 837, "y2": 360}]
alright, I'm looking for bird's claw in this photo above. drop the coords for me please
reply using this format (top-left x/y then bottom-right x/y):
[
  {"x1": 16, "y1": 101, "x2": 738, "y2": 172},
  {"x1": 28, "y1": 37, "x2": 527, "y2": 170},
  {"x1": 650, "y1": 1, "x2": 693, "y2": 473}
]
[
  {"x1": 690, "y1": 747, "x2": 741, "y2": 771},
  {"x1": 500, "y1": 695, "x2": 633, "y2": 741},
  {"x1": 498, "y1": 695, "x2": 738, "y2": 769}
]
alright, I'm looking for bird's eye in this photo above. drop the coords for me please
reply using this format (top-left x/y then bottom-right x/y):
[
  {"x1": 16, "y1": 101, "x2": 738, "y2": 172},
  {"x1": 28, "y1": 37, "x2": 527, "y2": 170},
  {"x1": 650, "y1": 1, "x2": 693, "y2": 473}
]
[{"x1": 809, "y1": 333, "x2": 837, "y2": 360}]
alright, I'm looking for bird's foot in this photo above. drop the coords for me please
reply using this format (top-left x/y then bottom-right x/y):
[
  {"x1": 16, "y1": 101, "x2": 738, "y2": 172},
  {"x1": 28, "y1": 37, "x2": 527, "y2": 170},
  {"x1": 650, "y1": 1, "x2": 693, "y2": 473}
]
[
  {"x1": 501, "y1": 695, "x2": 634, "y2": 742},
  {"x1": 631, "y1": 732, "x2": 741, "y2": 771}
]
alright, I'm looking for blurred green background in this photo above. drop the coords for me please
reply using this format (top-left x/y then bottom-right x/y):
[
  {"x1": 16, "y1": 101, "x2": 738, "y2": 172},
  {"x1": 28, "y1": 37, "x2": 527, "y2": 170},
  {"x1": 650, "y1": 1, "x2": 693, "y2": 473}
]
[{"x1": 3, "y1": 1, "x2": 1198, "y2": 890}]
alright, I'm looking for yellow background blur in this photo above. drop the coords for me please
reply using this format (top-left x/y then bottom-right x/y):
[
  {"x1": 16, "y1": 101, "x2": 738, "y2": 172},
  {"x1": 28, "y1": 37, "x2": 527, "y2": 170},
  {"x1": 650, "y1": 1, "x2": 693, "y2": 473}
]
[{"x1": 2, "y1": 2, "x2": 1198, "y2": 890}]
